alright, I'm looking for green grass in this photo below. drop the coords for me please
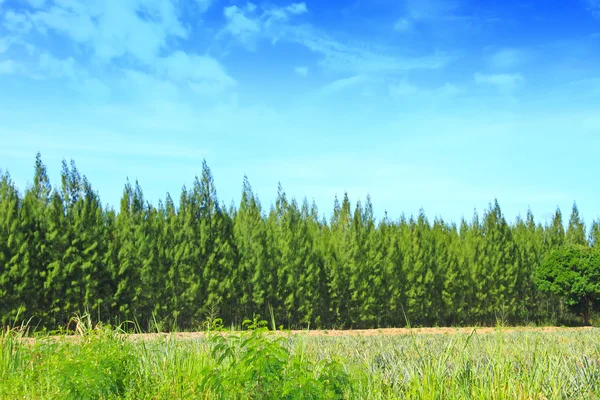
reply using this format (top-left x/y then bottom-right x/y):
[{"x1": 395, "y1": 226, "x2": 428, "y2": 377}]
[{"x1": 1, "y1": 319, "x2": 600, "y2": 399}]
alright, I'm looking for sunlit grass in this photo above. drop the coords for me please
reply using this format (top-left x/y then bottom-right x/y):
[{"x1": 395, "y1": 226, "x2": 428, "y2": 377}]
[{"x1": 1, "y1": 316, "x2": 599, "y2": 399}]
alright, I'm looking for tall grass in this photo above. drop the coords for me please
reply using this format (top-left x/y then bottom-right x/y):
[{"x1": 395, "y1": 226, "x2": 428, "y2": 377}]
[{"x1": 1, "y1": 317, "x2": 599, "y2": 399}]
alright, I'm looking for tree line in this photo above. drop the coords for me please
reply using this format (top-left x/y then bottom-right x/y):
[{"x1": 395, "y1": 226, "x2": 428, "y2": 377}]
[{"x1": 0, "y1": 154, "x2": 598, "y2": 330}]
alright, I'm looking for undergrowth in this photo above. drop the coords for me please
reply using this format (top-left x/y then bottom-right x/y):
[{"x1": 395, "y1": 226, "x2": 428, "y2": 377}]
[{"x1": 1, "y1": 314, "x2": 600, "y2": 399}]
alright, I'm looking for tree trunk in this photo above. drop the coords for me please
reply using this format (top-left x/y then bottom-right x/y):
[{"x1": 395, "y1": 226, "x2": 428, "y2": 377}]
[{"x1": 582, "y1": 311, "x2": 590, "y2": 326}]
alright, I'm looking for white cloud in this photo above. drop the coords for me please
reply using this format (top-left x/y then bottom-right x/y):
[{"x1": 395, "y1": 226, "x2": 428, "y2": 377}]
[
  {"x1": 24, "y1": 0, "x2": 46, "y2": 8},
  {"x1": 286, "y1": 3, "x2": 308, "y2": 15},
  {"x1": 389, "y1": 81, "x2": 420, "y2": 97},
  {"x1": 488, "y1": 48, "x2": 527, "y2": 70},
  {"x1": 2, "y1": 10, "x2": 34, "y2": 33},
  {"x1": 475, "y1": 72, "x2": 524, "y2": 92},
  {"x1": 194, "y1": 0, "x2": 214, "y2": 13},
  {"x1": 37, "y1": 53, "x2": 77, "y2": 78},
  {"x1": 0, "y1": 60, "x2": 17, "y2": 74},
  {"x1": 320, "y1": 75, "x2": 366, "y2": 96},
  {"x1": 404, "y1": 0, "x2": 462, "y2": 20},
  {"x1": 265, "y1": 2, "x2": 308, "y2": 23},
  {"x1": 392, "y1": 0, "x2": 474, "y2": 33},
  {"x1": 158, "y1": 51, "x2": 237, "y2": 95},
  {"x1": 585, "y1": 0, "x2": 600, "y2": 18},
  {"x1": 0, "y1": 38, "x2": 10, "y2": 54},
  {"x1": 389, "y1": 81, "x2": 461, "y2": 99},
  {"x1": 222, "y1": 2, "x2": 308, "y2": 47},
  {"x1": 24, "y1": 0, "x2": 187, "y2": 64},
  {"x1": 222, "y1": 4, "x2": 262, "y2": 47},
  {"x1": 120, "y1": 69, "x2": 180, "y2": 102},
  {"x1": 219, "y1": 1, "x2": 450, "y2": 75},
  {"x1": 37, "y1": 53, "x2": 111, "y2": 98},
  {"x1": 291, "y1": 27, "x2": 453, "y2": 74},
  {"x1": 2, "y1": 0, "x2": 234, "y2": 101},
  {"x1": 295, "y1": 66, "x2": 308, "y2": 76},
  {"x1": 393, "y1": 18, "x2": 414, "y2": 32}
]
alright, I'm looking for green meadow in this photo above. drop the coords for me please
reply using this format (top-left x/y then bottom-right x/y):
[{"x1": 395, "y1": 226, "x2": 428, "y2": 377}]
[{"x1": 2, "y1": 317, "x2": 599, "y2": 399}]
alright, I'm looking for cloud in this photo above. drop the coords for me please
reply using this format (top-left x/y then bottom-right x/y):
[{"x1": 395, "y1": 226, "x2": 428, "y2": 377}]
[
  {"x1": 219, "y1": 1, "x2": 451, "y2": 75},
  {"x1": 221, "y1": 2, "x2": 308, "y2": 48},
  {"x1": 22, "y1": 0, "x2": 187, "y2": 64},
  {"x1": 0, "y1": 59, "x2": 18, "y2": 74},
  {"x1": 266, "y1": 2, "x2": 307, "y2": 22},
  {"x1": 24, "y1": 52, "x2": 112, "y2": 97},
  {"x1": 295, "y1": 66, "x2": 308, "y2": 76},
  {"x1": 474, "y1": 72, "x2": 524, "y2": 92},
  {"x1": 320, "y1": 75, "x2": 366, "y2": 96},
  {"x1": 404, "y1": 0, "x2": 462, "y2": 20},
  {"x1": 37, "y1": 53, "x2": 78, "y2": 78},
  {"x1": 389, "y1": 81, "x2": 461, "y2": 99},
  {"x1": 287, "y1": 27, "x2": 454, "y2": 74},
  {"x1": 194, "y1": 0, "x2": 215, "y2": 13},
  {"x1": 393, "y1": 18, "x2": 414, "y2": 32},
  {"x1": 392, "y1": 0, "x2": 479, "y2": 34},
  {"x1": 2, "y1": 10, "x2": 34, "y2": 33},
  {"x1": 585, "y1": 0, "x2": 600, "y2": 18},
  {"x1": 158, "y1": 51, "x2": 236, "y2": 94},
  {"x1": 119, "y1": 69, "x2": 181, "y2": 104},
  {"x1": 24, "y1": 0, "x2": 46, "y2": 8},
  {"x1": 286, "y1": 3, "x2": 308, "y2": 14},
  {"x1": 222, "y1": 3, "x2": 262, "y2": 47},
  {"x1": 0, "y1": 38, "x2": 10, "y2": 54},
  {"x1": 2, "y1": 0, "x2": 235, "y2": 101},
  {"x1": 488, "y1": 48, "x2": 528, "y2": 70}
]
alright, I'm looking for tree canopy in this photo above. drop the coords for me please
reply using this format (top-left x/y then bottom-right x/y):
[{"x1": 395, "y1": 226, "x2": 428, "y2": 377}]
[
  {"x1": 536, "y1": 245, "x2": 600, "y2": 325},
  {"x1": 0, "y1": 154, "x2": 598, "y2": 330}
]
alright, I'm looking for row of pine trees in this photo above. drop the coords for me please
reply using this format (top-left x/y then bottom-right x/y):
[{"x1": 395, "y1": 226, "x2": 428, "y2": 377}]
[{"x1": 1, "y1": 154, "x2": 598, "y2": 330}]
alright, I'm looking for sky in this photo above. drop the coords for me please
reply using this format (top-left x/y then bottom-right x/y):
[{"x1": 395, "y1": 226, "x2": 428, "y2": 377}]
[{"x1": 0, "y1": 0, "x2": 599, "y2": 225}]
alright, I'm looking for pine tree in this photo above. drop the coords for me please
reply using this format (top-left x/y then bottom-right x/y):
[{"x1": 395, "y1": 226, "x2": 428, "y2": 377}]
[
  {"x1": 161, "y1": 193, "x2": 180, "y2": 329},
  {"x1": 352, "y1": 196, "x2": 383, "y2": 328},
  {"x1": 234, "y1": 177, "x2": 270, "y2": 324},
  {"x1": 347, "y1": 199, "x2": 365, "y2": 327},
  {"x1": 174, "y1": 184, "x2": 202, "y2": 328},
  {"x1": 378, "y1": 213, "x2": 405, "y2": 327},
  {"x1": 12, "y1": 153, "x2": 53, "y2": 324},
  {"x1": 480, "y1": 200, "x2": 519, "y2": 323},
  {"x1": 211, "y1": 202, "x2": 238, "y2": 325},
  {"x1": 297, "y1": 198, "x2": 328, "y2": 327},
  {"x1": 513, "y1": 210, "x2": 543, "y2": 322},
  {"x1": 59, "y1": 161, "x2": 109, "y2": 322},
  {"x1": 325, "y1": 193, "x2": 353, "y2": 327},
  {"x1": 437, "y1": 219, "x2": 463, "y2": 325},
  {"x1": 43, "y1": 189, "x2": 68, "y2": 325},
  {"x1": 590, "y1": 220, "x2": 600, "y2": 248},
  {"x1": 0, "y1": 171, "x2": 21, "y2": 325},
  {"x1": 2, "y1": 155, "x2": 598, "y2": 330},
  {"x1": 546, "y1": 209, "x2": 565, "y2": 250},
  {"x1": 402, "y1": 211, "x2": 437, "y2": 325},
  {"x1": 566, "y1": 203, "x2": 587, "y2": 246},
  {"x1": 462, "y1": 211, "x2": 485, "y2": 323},
  {"x1": 112, "y1": 181, "x2": 144, "y2": 323},
  {"x1": 196, "y1": 161, "x2": 235, "y2": 323}
]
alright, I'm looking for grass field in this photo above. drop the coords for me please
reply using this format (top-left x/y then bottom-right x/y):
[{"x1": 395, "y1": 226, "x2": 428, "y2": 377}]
[{"x1": 1, "y1": 319, "x2": 600, "y2": 399}]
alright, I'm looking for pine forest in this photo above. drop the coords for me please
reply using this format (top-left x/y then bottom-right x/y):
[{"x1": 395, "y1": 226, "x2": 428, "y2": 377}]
[{"x1": 1, "y1": 154, "x2": 598, "y2": 331}]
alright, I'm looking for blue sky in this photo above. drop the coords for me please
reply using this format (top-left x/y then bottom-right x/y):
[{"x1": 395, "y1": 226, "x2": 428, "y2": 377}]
[{"x1": 0, "y1": 0, "x2": 599, "y2": 225}]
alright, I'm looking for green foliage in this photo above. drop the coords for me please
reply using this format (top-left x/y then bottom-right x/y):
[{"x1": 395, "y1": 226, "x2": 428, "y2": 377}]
[
  {"x1": 2, "y1": 154, "x2": 599, "y2": 330},
  {"x1": 201, "y1": 317, "x2": 351, "y2": 399},
  {"x1": 536, "y1": 245, "x2": 600, "y2": 324},
  {"x1": 2, "y1": 323, "x2": 600, "y2": 399}
]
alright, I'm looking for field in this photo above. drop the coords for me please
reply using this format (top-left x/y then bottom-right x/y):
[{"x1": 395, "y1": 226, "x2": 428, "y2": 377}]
[{"x1": 2, "y1": 320, "x2": 600, "y2": 400}]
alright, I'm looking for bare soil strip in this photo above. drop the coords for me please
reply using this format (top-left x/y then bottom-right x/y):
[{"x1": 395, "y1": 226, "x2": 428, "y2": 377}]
[
  {"x1": 17, "y1": 326, "x2": 595, "y2": 344},
  {"x1": 125, "y1": 326, "x2": 595, "y2": 342}
]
